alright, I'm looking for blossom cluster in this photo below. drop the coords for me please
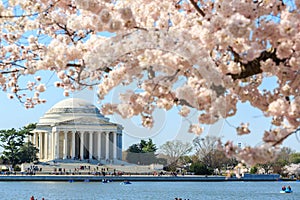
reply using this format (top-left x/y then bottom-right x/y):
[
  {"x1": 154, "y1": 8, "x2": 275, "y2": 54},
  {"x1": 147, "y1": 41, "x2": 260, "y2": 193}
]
[{"x1": 0, "y1": 0, "x2": 300, "y2": 164}]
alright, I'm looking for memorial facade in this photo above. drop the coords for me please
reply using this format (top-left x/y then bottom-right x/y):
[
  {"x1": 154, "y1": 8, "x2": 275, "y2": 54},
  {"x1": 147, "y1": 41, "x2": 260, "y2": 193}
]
[{"x1": 29, "y1": 98, "x2": 123, "y2": 162}]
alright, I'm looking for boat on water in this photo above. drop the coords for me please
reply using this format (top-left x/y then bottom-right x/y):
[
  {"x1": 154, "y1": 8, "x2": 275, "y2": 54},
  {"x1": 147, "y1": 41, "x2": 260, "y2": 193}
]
[
  {"x1": 280, "y1": 186, "x2": 292, "y2": 194},
  {"x1": 280, "y1": 190, "x2": 292, "y2": 194},
  {"x1": 120, "y1": 180, "x2": 132, "y2": 185},
  {"x1": 102, "y1": 179, "x2": 113, "y2": 183}
]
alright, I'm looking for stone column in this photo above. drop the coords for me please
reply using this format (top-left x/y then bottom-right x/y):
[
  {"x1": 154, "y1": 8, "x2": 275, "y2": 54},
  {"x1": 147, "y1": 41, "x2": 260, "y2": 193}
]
[
  {"x1": 44, "y1": 132, "x2": 48, "y2": 160},
  {"x1": 89, "y1": 132, "x2": 93, "y2": 160},
  {"x1": 51, "y1": 131, "x2": 55, "y2": 160},
  {"x1": 36, "y1": 133, "x2": 39, "y2": 147},
  {"x1": 31, "y1": 134, "x2": 34, "y2": 144},
  {"x1": 80, "y1": 132, "x2": 84, "y2": 160},
  {"x1": 118, "y1": 133, "x2": 122, "y2": 160},
  {"x1": 63, "y1": 131, "x2": 68, "y2": 159},
  {"x1": 113, "y1": 132, "x2": 117, "y2": 159},
  {"x1": 72, "y1": 131, "x2": 75, "y2": 159},
  {"x1": 55, "y1": 131, "x2": 60, "y2": 159},
  {"x1": 39, "y1": 132, "x2": 43, "y2": 159},
  {"x1": 105, "y1": 132, "x2": 109, "y2": 160},
  {"x1": 97, "y1": 132, "x2": 101, "y2": 160}
]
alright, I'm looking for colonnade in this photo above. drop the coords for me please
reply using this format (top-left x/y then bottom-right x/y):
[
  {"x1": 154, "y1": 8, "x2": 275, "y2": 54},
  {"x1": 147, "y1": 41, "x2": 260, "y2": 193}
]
[{"x1": 30, "y1": 130, "x2": 122, "y2": 161}]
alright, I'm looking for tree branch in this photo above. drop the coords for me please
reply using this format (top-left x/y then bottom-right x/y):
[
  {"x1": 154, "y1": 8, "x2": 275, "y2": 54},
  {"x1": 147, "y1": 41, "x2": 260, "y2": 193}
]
[
  {"x1": 227, "y1": 48, "x2": 286, "y2": 80},
  {"x1": 189, "y1": 0, "x2": 205, "y2": 17},
  {"x1": 272, "y1": 128, "x2": 300, "y2": 147},
  {"x1": 0, "y1": 2, "x2": 57, "y2": 18}
]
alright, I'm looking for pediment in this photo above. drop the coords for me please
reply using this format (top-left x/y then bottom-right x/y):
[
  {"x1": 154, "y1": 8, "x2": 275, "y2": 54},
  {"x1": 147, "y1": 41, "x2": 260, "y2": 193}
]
[{"x1": 54, "y1": 117, "x2": 116, "y2": 126}]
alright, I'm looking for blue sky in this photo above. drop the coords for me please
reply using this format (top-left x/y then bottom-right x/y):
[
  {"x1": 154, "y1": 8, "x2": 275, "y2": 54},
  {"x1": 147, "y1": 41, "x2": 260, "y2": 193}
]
[{"x1": 0, "y1": 72, "x2": 299, "y2": 152}]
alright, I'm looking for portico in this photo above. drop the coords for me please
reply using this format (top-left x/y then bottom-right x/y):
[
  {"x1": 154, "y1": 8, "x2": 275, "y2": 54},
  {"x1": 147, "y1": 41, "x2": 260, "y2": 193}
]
[{"x1": 30, "y1": 98, "x2": 123, "y2": 162}]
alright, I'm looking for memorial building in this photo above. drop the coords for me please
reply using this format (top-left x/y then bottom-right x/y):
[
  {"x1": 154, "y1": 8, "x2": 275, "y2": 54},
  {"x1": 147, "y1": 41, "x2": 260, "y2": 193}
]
[{"x1": 29, "y1": 98, "x2": 123, "y2": 162}]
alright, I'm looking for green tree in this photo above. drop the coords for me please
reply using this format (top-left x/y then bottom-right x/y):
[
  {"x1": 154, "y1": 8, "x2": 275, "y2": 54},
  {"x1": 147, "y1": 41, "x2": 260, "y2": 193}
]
[
  {"x1": 126, "y1": 139, "x2": 157, "y2": 165},
  {"x1": 272, "y1": 147, "x2": 292, "y2": 174},
  {"x1": 0, "y1": 128, "x2": 24, "y2": 167},
  {"x1": 258, "y1": 147, "x2": 292, "y2": 175},
  {"x1": 189, "y1": 162, "x2": 213, "y2": 175},
  {"x1": 128, "y1": 144, "x2": 141, "y2": 153},
  {"x1": 250, "y1": 166, "x2": 258, "y2": 174},
  {"x1": 19, "y1": 142, "x2": 39, "y2": 163},
  {"x1": 289, "y1": 153, "x2": 300, "y2": 164},
  {"x1": 19, "y1": 123, "x2": 37, "y2": 136},
  {"x1": 181, "y1": 155, "x2": 193, "y2": 166},
  {"x1": 0, "y1": 124, "x2": 37, "y2": 167},
  {"x1": 140, "y1": 139, "x2": 157, "y2": 153}
]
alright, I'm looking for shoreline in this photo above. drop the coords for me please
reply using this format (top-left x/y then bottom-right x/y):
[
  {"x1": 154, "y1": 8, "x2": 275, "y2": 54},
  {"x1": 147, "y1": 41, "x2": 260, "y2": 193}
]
[{"x1": 0, "y1": 174, "x2": 292, "y2": 182}]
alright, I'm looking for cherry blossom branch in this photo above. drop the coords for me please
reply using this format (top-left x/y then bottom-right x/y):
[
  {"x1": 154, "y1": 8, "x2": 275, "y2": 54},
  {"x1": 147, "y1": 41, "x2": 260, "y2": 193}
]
[
  {"x1": 65, "y1": 62, "x2": 102, "y2": 87},
  {"x1": 227, "y1": 47, "x2": 286, "y2": 80},
  {"x1": 272, "y1": 127, "x2": 300, "y2": 147},
  {"x1": 54, "y1": 23, "x2": 76, "y2": 43},
  {"x1": 0, "y1": 1, "x2": 58, "y2": 18},
  {"x1": 55, "y1": 21, "x2": 93, "y2": 43},
  {"x1": 0, "y1": 61, "x2": 27, "y2": 73},
  {"x1": 189, "y1": 0, "x2": 205, "y2": 17},
  {"x1": 66, "y1": 75, "x2": 100, "y2": 87}
]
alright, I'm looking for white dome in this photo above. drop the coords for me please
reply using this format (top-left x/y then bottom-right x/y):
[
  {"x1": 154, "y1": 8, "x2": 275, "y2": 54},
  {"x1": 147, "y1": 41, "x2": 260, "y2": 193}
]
[
  {"x1": 50, "y1": 98, "x2": 95, "y2": 109},
  {"x1": 48, "y1": 98, "x2": 101, "y2": 113},
  {"x1": 37, "y1": 98, "x2": 106, "y2": 126}
]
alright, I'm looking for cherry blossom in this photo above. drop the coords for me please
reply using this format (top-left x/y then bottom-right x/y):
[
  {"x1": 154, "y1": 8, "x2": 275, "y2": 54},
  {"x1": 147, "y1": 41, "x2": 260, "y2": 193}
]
[
  {"x1": 188, "y1": 124, "x2": 204, "y2": 135},
  {"x1": 179, "y1": 106, "x2": 190, "y2": 117},
  {"x1": 0, "y1": 0, "x2": 300, "y2": 164},
  {"x1": 236, "y1": 123, "x2": 251, "y2": 135}
]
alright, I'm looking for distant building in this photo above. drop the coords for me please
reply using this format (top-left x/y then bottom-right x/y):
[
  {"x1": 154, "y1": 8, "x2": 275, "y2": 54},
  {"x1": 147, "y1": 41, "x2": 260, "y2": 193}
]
[
  {"x1": 30, "y1": 98, "x2": 123, "y2": 162},
  {"x1": 238, "y1": 143, "x2": 242, "y2": 148}
]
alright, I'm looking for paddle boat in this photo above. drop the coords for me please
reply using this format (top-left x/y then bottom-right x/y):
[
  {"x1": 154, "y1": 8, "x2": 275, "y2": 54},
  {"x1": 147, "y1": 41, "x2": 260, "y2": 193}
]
[
  {"x1": 120, "y1": 180, "x2": 132, "y2": 185},
  {"x1": 280, "y1": 189, "x2": 292, "y2": 193},
  {"x1": 102, "y1": 179, "x2": 113, "y2": 183},
  {"x1": 280, "y1": 186, "x2": 292, "y2": 193}
]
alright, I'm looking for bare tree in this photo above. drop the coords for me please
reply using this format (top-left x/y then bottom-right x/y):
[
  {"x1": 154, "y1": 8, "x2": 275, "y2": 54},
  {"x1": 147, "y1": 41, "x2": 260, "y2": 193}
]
[
  {"x1": 159, "y1": 140, "x2": 193, "y2": 167},
  {"x1": 193, "y1": 136, "x2": 219, "y2": 168}
]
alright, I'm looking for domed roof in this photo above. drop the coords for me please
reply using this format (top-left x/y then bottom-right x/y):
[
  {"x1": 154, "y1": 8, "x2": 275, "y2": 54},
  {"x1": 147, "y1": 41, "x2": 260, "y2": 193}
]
[
  {"x1": 37, "y1": 98, "x2": 107, "y2": 126},
  {"x1": 50, "y1": 98, "x2": 95, "y2": 109}
]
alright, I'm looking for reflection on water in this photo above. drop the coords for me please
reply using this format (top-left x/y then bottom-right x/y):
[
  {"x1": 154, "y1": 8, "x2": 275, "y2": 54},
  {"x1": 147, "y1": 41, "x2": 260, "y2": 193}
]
[{"x1": 0, "y1": 181, "x2": 299, "y2": 200}]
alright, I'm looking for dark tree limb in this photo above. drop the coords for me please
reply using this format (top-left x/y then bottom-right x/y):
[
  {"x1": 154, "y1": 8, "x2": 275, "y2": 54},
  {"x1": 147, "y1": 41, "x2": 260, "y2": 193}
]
[
  {"x1": 272, "y1": 127, "x2": 300, "y2": 147},
  {"x1": 227, "y1": 47, "x2": 286, "y2": 80},
  {"x1": 189, "y1": 0, "x2": 205, "y2": 17}
]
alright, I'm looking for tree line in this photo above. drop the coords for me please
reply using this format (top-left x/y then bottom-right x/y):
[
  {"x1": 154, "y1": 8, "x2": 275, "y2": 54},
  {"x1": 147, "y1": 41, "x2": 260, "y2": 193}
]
[
  {"x1": 125, "y1": 136, "x2": 300, "y2": 176},
  {"x1": 0, "y1": 123, "x2": 299, "y2": 176}
]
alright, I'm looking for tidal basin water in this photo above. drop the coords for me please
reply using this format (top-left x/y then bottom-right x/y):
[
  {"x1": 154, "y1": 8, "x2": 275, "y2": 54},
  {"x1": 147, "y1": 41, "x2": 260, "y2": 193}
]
[{"x1": 1, "y1": 181, "x2": 299, "y2": 200}]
